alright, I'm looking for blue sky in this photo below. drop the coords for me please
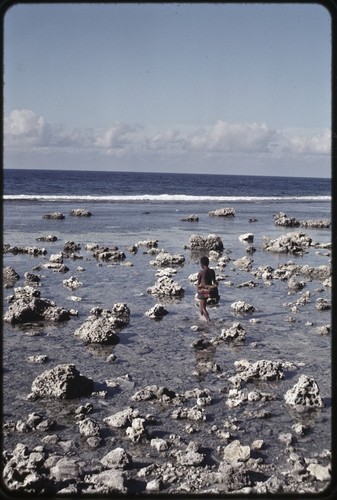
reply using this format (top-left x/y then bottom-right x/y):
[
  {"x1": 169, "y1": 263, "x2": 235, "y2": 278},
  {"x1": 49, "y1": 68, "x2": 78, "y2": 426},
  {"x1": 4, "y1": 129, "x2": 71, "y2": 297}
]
[{"x1": 3, "y1": 2, "x2": 332, "y2": 177}]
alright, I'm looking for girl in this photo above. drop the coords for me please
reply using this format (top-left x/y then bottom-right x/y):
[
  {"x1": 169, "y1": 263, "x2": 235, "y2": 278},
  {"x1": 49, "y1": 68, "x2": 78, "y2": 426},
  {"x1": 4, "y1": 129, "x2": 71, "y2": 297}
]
[{"x1": 196, "y1": 256, "x2": 219, "y2": 323}]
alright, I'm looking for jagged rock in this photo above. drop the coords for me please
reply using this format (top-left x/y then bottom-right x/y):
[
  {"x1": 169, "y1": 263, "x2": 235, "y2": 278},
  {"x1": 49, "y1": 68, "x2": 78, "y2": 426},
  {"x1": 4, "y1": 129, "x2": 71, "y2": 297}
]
[
  {"x1": 132, "y1": 385, "x2": 176, "y2": 402},
  {"x1": 146, "y1": 478, "x2": 163, "y2": 492},
  {"x1": 63, "y1": 276, "x2": 83, "y2": 290},
  {"x1": 181, "y1": 214, "x2": 199, "y2": 222},
  {"x1": 3, "y1": 286, "x2": 72, "y2": 324},
  {"x1": 223, "y1": 440, "x2": 251, "y2": 464},
  {"x1": 36, "y1": 235, "x2": 58, "y2": 242},
  {"x1": 84, "y1": 469, "x2": 127, "y2": 494},
  {"x1": 262, "y1": 232, "x2": 312, "y2": 254},
  {"x1": 43, "y1": 212, "x2": 65, "y2": 220},
  {"x1": 238, "y1": 280, "x2": 259, "y2": 288},
  {"x1": 91, "y1": 247, "x2": 125, "y2": 261},
  {"x1": 27, "y1": 355, "x2": 49, "y2": 364},
  {"x1": 3, "y1": 245, "x2": 47, "y2": 256},
  {"x1": 230, "y1": 359, "x2": 284, "y2": 387},
  {"x1": 239, "y1": 233, "x2": 254, "y2": 243},
  {"x1": 317, "y1": 325, "x2": 330, "y2": 335},
  {"x1": 64, "y1": 241, "x2": 81, "y2": 252},
  {"x1": 147, "y1": 276, "x2": 184, "y2": 297},
  {"x1": 274, "y1": 212, "x2": 300, "y2": 227},
  {"x1": 284, "y1": 375, "x2": 324, "y2": 408},
  {"x1": 24, "y1": 272, "x2": 41, "y2": 285},
  {"x1": 273, "y1": 262, "x2": 331, "y2": 281},
  {"x1": 231, "y1": 301, "x2": 256, "y2": 316},
  {"x1": 216, "y1": 461, "x2": 251, "y2": 491},
  {"x1": 150, "y1": 438, "x2": 169, "y2": 452},
  {"x1": 77, "y1": 418, "x2": 101, "y2": 437},
  {"x1": 191, "y1": 338, "x2": 212, "y2": 349},
  {"x1": 125, "y1": 417, "x2": 148, "y2": 442},
  {"x1": 188, "y1": 234, "x2": 224, "y2": 252},
  {"x1": 3, "y1": 266, "x2": 20, "y2": 287},
  {"x1": 175, "y1": 441, "x2": 205, "y2": 466},
  {"x1": 136, "y1": 239, "x2": 158, "y2": 248},
  {"x1": 246, "y1": 246, "x2": 256, "y2": 254},
  {"x1": 103, "y1": 408, "x2": 140, "y2": 429},
  {"x1": 70, "y1": 208, "x2": 92, "y2": 217},
  {"x1": 233, "y1": 256, "x2": 253, "y2": 270},
  {"x1": 292, "y1": 423, "x2": 309, "y2": 436},
  {"x1": 128, "y1": 244, "x2": 138, "y2": 254},
  {"x1": 251, "y1": 265, "x2": 274, "y2": 281},
  {"x1": 145, "y1": 303, "x2": 169, "y2": 319},
  {"x1": 221, "y1": 322, "x2": 246, "y2": 341},
  {"x1": 300, "y1": 219, "x2": 331, "y2": 228},
  {"x1": 42, "y1": 263, "x2": 69, "y2": 273},
  {"x1": 307, "y1": 463, "x2": 331, "y2": 481},
  {"x1": 30, "y1": 364, "x2": 93, "y2": 399},
  {"x1": 209, "y1": 207, "x2": 235, "y2": 217},
  {"x1": 288, "y1": 276, "x2": 305, "y2": 291},
  {"x1": 156, "y1": 268, "x2": 177, "y2": 278},
  {"x1": 100, "y1": 448, "x2": 133, "y2": 469},
  {"x1": 278, "y1": 432, "x2": 293, "y2": 446},
  {"x1": 74, "y1": 305, "x2": 130, "y2": 344},
  {"x1": 150, "y1": 251, "x2": 185, "y2": 267},
  {"x1": 217, "y1": 255, "x2": 231, "y2": 268},
  {"x1": 49, "y1": 253, "x2": 63, "y2": 263},
  {"x1": 226, "y1": 388, "x2": 248, "y2": 407},
  {"x1": 315, "y1": 298, "x2": 331, "y2": 310},
  {"x1": 171, "y1": 406, "x2": 206, "y2": 421}
]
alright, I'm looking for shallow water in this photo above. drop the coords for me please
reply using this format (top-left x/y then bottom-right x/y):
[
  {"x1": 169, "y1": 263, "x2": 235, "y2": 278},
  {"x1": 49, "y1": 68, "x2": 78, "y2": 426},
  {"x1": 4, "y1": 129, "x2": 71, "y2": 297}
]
[{"x1": 2, "y1": 198, "x2": 331, "y2": 487}]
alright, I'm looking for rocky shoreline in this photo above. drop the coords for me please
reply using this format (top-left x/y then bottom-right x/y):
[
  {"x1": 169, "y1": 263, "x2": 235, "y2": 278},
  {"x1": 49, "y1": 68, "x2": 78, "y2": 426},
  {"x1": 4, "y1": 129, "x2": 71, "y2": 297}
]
[{"x1": 2, "y1": 208, "x2": 332, "y2": 496}]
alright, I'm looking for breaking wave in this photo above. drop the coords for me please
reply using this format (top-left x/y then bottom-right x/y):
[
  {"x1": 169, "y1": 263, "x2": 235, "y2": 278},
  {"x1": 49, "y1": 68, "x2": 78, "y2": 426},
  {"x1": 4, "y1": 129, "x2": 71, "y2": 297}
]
[{"x1": 3, "y1": 194, "x2": 331, "y2": 203}]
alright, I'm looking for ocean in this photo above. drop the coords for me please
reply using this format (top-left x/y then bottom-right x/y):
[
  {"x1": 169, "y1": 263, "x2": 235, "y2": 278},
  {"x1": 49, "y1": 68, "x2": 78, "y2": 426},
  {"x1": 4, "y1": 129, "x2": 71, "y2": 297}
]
[
  {"x1": 2, "y1": 169, "x2": 332, "y2": 494},
  {"x1": 3, "y1": 168, "x2": 331, "y2": 200}
]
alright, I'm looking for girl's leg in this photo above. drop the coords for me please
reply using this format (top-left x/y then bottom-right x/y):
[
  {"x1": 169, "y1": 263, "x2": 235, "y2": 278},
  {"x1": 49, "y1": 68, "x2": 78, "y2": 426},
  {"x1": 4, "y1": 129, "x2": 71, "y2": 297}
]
[
  {"x1": 199, "y1": 299, "x2": 205, "y2": 317},
  {"x1": 200, "y1": 299, "x2": 210, "y2": 323}
]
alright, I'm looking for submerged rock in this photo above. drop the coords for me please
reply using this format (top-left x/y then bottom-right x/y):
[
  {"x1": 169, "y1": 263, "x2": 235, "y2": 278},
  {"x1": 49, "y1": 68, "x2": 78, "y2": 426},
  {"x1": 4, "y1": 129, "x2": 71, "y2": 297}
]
[
  {"x1": 181, "y1": 214, "x2": 199, "y2": 222},
  {"x1": 3, "y1": 266, "x2": 20, "y2": 288},
  {"x1": 274, "y1": 212, "x2": 300, "y2": 227},
  {"x1": 100, "y1": 447, "x2": 133, "y2": 470},
  {"x1": 231, "y1": 301, "x2": 256, "y2": 316},
  {"x1": 150, "y1": 251, "x2": 185, "y2": 267},
  {"x1": 209, "y1": 207, "x2": 235, "y2": 217},
  {"x1": 104, "y1": 408, "x2": 140, "y2": 429},
  {"x1": 147, "y1": 276, "x2": 184, "y2": 297},
  {"x1": 188, "y1": 234, "x2": 224, "y2": 252},
  {"x1": 74, "y1": 305, "x2": 130, "y2": 344},
  {"x1": 284, "y1": 375, "x2": 324, "y2": 408},
  {"x1": 3, "y1": 286, "x2": 73, "y2": 324},
  {"x1": 36, "y1": 234, "x2": 58, "y2": 242},
  {"x1": 30, "y1": 364, "x2": 93, "y2": 399},
  {"x1": 43, "y1": 212, "x2": 65, "y2": 220},
  {"x1": 63, "y1": 276, "x2": 83, "y2": 290},
  {"x1": 70, "y1": 208, "x2": 92, "y2": 217},
  {"x1": 238, "y1": 233, "x2": 254, "y2": 243},
  {"x1": 221, "y1": 322, "x2": 246, "y2": 341},
  {"x1": 262, "y1": 232, "x2": 312, "y2": 255},
  {"x1": 230, "y1": 359, "x2": 284, "y2": 387},
  {"x1": 145, "y1": 303, "x2": 169, "y2": 319}
]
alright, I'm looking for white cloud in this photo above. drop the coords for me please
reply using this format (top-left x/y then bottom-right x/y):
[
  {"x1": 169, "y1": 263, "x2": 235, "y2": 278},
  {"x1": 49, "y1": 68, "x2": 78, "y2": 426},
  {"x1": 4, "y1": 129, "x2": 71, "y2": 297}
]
[
  {"x1": 183, "y1": 120, "x2": 278, "y2": 153},
  {"x1": 145, "y1": 128, "x2": 181, "y2": 150},
  {"x1": 4, "y1": 109, "x2": 53, "y2": 146},
  {"x1": 283, "y1": 128, "x2": 331, "y2": 155},
  {"x1": 3, "y1": 109, "x2": 331, "y2": 177},
  {"x1": 95, "y1": 122, "x2": 141, "y2": 149}
]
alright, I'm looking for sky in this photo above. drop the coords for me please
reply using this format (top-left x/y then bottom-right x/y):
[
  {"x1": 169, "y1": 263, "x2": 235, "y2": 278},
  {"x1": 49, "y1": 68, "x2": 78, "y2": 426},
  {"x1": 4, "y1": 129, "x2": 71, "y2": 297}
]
[{"x1": 3, "y1": 2, "x2": 332, "y2": 177}]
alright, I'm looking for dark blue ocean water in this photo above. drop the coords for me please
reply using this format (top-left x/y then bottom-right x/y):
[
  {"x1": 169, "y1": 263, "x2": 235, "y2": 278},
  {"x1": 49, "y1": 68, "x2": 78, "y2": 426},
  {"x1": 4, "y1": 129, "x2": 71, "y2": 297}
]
[{"x1": 3, "y1": 169, "x2": 331, "y2": 201}]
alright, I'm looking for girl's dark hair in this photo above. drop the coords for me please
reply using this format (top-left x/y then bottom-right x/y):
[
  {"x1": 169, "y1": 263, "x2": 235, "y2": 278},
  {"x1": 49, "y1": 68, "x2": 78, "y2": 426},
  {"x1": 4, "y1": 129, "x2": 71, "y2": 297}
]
[{"x1": 200, "y1": 256, "x2": 209, "y2": 267}]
